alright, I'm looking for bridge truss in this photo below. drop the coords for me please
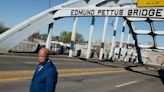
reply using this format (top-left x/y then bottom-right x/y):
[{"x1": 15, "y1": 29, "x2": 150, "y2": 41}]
[{"x1": 0, "y1": 0, "x2": 164, "y2": 64}]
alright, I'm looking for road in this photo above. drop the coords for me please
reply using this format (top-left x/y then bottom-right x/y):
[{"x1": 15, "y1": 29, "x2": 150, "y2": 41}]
[
  {"x1": 0, "y1": 55, "x2": 108, "y2": 71},
  {"x1": 0, "y1": 55, "x2": 163, "y2": 92},
  {"x1": 0, "y1": 70, "x2": 163, "y2": 92}
]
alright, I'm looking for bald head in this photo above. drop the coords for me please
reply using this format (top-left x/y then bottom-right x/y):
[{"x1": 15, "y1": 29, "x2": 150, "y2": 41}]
[
  {"x1": 39, "y1": 48, "x2": 50, "y2": 56},
  {"x1": 38, "y1": 48, "x2": 50, "y2": 64}
]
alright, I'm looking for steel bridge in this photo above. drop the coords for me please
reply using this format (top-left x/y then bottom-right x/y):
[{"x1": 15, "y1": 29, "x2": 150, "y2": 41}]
[{"x1": 0, "y1": 0, "x2": 164, "y2": 65}]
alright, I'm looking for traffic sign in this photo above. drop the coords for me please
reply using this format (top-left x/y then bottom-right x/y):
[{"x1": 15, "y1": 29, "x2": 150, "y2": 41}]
[{"x1": 138, "y1": 0, "x2": 164, "y2": 7}]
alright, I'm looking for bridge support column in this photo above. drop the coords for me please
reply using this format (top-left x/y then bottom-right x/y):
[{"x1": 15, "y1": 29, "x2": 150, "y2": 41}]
[
  {"x1": 126, "y1": 31, "x2": 131, "y2": 49},
  {"x1": 118, "y1": 20, "x2": 126, "y2": 61},
  {"x1": 69, "y1": 17, "x2": 78, "y2": 57},
  {"x1": 86, "y1": 17, "x2": 95, "y2": 59},
  {"x1": 108, "y1": 17, "x2": 119, "y2": 61},
  {"x1": 126, "y1": 20, "x2": 143, "y2": 64},
  {"x1": 123, "y1": 30, "x2": 132, "y2": 62},
  {"x1": 46, "y1": 23, "x2": 53, "y2": 49},
  {"x1": 99, "y1": 17, "x2": 108, "y2": 60}
]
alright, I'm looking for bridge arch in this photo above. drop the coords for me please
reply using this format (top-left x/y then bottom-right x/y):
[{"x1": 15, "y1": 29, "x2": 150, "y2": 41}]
[{"x1": 0, "y1": 0, "x2": 164, "y2": 64}]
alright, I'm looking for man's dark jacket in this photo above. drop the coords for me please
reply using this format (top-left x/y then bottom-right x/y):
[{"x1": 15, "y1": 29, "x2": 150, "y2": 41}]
[{"x1": 30, "y1": 60, "x2": 58, "y2": 92}]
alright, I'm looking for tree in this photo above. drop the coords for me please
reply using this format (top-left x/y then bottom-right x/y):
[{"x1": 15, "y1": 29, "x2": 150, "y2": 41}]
[
  {"x1": 59, "y1": 31, "x2": 84, "y2": 43},
  {"x1": 66, "y1": 32, "x2": 71, "y2": 43},
  {"x1": 52, "y1": 36, "x2": 60, "y2": 41},
  {"x1": 59, "y1": 31, "x2": 67, "y2": 42},
  {"x1": 59, "y1": 31, "x2": 72, "y2": 43},
  {"x1": 76, "y1": 33, "x2": 84, "y2": 42},
  {"x1": 0, "y1": 23, "x2": 9, "y2": 34}
]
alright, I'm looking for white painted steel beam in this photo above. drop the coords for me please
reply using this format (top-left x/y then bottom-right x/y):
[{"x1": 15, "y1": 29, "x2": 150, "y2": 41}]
[
  {"x1": 134, "y1": 30, "x2": 151, "y2": 34},
  {"x1": 0, "y1": 13, "x2": 54, "y2": 52},
  {"x1": 69, "y1": 17, "x2": 78, "y2": 57},
  {"x1": 118, "y1": 20, "x2": 126, "y2": 60},
  {"x1": 138, "y1": 45, "x2": 154, "y2": 48},
  {"x1": 108, "y1": 17, "x2": 119, "y2": 60},
  {"x1": 53, "y1": 6, "x2": 164, "y2": 18},
  {"x1": 46, "y1": 23, "x2": 54, "y2": 49},
  {"x1": 99, "y1": 17, "x2": 108, "y2": 60},
  {"x1": 126, "y1": 17, "x2": 147, "y2": 21},
  {"x1": 0, "y1": 0, "x2": 164, "y2": 53},
  {"x1": 86, "y1": 17, "x2": 95, "y2": 59},
  {"x1": 153, "y1": 31, "x2": 164, "y2": 35}
]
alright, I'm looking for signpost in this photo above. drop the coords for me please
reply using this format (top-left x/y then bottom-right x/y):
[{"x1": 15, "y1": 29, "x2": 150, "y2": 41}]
[{"x1": 53, "y1": 7, "x2": 164, "y2": 19}]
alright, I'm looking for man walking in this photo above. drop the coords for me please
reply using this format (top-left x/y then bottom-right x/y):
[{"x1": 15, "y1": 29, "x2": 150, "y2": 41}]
[{"x1": 30, "y1": 48, "x2": 58, "y2": 92}]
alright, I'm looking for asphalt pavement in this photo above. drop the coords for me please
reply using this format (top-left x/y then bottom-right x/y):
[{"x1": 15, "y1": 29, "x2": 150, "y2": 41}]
[
  {"x1": 0, "y1": 70, "x2": 163, "y2": 92},
  {"x1": 0, "y1": 55, "x2": 163, "y2": 92}
]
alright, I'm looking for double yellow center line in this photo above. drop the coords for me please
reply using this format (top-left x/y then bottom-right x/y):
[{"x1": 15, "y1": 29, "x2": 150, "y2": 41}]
[{"x1": 0, "y1": 67, "x2": 155, "y2": 81}]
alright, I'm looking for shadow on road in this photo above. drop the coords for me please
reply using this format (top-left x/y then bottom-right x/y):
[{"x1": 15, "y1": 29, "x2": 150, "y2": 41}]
[
  {"x1": 79, "y1": 57, "x2": 118, "y2": 68},
  {"x1": 125, "y1": 66, "x2": 164, "y2": 85},
  {"x1": 79, "y1": 57, "x2": 164, "y2": 85}
]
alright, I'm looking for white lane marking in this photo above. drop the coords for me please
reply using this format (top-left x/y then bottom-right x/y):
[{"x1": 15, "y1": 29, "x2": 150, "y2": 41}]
[
  {"x1": 115, "y1": 81, "x2": 137, "y2": 88},
  {"x1": 24, "y1": 62, "x2": 38, "y2": 65},
  {"x1": 24, "y1": 62, "x2": 59, "y2": 65}
]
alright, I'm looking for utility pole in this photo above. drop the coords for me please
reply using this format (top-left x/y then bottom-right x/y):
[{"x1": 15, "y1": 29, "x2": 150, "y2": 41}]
[{"x1": 49, "y1": 0, "x2": 52, "y2": 8}]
